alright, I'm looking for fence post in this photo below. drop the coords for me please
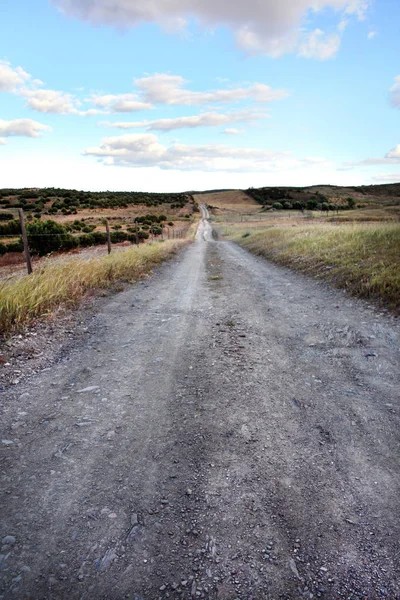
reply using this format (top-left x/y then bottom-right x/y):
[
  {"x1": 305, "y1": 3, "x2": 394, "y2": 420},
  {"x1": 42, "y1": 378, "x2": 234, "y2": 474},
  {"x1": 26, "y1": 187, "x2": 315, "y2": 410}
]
[
  {"x1": 18, "y1": 208, "x2": 32, "y2": 275},
  {"x1": 135, "y1": 221, "x2": 139, "y2": 245},
  {"x1": 105, "y1": 219, "x2": 112, "y2": 254}
]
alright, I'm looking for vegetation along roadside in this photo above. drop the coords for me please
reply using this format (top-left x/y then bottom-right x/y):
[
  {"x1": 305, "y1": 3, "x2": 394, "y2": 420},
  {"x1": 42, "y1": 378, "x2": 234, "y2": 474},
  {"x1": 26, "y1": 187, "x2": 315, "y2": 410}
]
[
  {"x1": 217, "y1": 221, "x2": 400, "y2": 310},
  {"x1": 0, "y1": 239, "x2": 189, "y2": 337}
]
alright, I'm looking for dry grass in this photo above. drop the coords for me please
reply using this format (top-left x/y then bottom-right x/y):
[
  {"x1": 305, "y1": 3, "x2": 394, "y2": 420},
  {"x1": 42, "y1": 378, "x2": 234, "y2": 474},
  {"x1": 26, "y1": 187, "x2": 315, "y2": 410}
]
[
  {"x1": 0, "y1": 240, "x2": 188, "y2": 335},
  {"x1": 219, "y1": 221, "x2": 400, "y2": 309}
]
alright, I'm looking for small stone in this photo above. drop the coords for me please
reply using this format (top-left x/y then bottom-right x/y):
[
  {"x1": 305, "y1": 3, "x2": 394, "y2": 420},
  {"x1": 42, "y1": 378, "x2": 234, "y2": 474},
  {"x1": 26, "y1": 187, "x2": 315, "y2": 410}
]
[
  {"x1": 1, "y1": 440, "x2": 14, "y2": 446},
  {"x1": 186, "y1": 488, "x2": 193, "y2": 496},
  {"x1": 106, "y1": 431, "x2": 116, "y2": 440},
  {"x1": 2, "y1": 536, "x2": 16, "y2": 546},
  {"x1": 108, "y1": 513, "x2": 118, "y2": 519},
  {"x1": 289, "y1": 558, "x2": 300, "y2": 579},
  {"x1": 130, "y1": 513, "x2": 139, "y2": 526},
  {"x1": 159, "y1": 585, "x2": 166, "y2": 591},
  {"x1": 77, "y1": 386, "x2": 99, "y2": 393},
  {"x1": 320, "y1": 566, "x2": 328, "y2": 572}
]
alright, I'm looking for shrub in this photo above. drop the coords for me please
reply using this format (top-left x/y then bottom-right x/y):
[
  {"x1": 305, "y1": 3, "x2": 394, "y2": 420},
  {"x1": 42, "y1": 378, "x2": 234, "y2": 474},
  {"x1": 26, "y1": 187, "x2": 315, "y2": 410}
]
[
  {"x1": 0, "y1": 220, "x2": 21, "y2": 236},
  {"x1": 26, "y1": 220, "x2": 75, "y2": 255},
  {"x1": 0, "y1": 213, "x2": 13, "y2": 221},
  {"x1": 110, "y1": 230, "x2": 128, "y2": 243},
  {"x1": 272, "y1": 202, "x2": 283, "y2": 210},
  {"x1": 6, "y1": 240, "x2": 23, "y2": 253}
]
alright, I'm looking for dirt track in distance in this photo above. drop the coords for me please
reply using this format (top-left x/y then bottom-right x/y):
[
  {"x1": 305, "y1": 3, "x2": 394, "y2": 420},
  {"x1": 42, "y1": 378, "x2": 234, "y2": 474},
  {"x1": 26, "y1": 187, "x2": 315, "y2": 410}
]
[{"x1": 0, "y1": 204, "x2": 399, "y2": 599}]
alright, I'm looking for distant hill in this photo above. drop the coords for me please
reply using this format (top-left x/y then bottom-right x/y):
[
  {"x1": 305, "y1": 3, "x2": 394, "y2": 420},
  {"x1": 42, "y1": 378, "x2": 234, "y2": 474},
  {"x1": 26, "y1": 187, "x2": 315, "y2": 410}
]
[{"x1": 245, "y1": 183, "x2": 400, "y2": 209}]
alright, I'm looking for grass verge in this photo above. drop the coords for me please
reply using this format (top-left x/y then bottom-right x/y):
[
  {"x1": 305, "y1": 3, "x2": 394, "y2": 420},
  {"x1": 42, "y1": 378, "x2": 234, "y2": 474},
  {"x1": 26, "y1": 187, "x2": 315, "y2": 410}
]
[
  {"x1": 0, "y1": 240, "x2": 188, "y2": 335},
  {"x1": 219, "y1": 222, "x2": 400, "y2": 310}
]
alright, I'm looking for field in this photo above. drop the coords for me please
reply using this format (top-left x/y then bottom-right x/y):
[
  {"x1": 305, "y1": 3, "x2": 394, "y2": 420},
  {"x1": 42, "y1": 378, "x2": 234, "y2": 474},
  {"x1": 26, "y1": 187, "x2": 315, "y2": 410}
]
[
  {"x1": 0, "y1": 187, "x2": 199, "y2": 280},
  {"x1": 206, "y1": 188, "x2": 400, "y2": 310}
]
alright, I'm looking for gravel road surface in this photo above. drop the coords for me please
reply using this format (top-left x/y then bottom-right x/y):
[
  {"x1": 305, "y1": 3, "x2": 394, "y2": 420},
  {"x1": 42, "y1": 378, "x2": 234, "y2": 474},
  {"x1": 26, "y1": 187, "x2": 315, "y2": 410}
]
[{"x1": 1, "y1": 208, "x2": 399, "y2": 599}]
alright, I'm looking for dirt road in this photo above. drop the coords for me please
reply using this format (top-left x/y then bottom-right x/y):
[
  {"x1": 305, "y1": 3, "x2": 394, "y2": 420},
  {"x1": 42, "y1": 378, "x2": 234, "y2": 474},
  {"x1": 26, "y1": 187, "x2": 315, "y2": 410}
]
[{"x1": 1, "y1": 207, "x2": 399, "y2": 599}]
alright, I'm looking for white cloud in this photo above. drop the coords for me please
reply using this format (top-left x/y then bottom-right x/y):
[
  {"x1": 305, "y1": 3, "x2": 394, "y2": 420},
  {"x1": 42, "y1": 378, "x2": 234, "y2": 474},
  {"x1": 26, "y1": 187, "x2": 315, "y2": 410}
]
[
  {"x1": 371, "y1": 172, "x2": 400, "y2": 183},
  {"x1": 0, "y1": 60, "x2": 31, "y2": 92},
  {"x1": 344, "y1": 145, "x2": 400, "y2": 167},
  {"x1": 0, "y1": 137, "x2": 7, "y2": 145},
  {"x1": 90, "y1": 93, "x2": 153, "y2": 112},
  {"x1": 386, "y1": 145, "x2": 400, "y2": 159},
  {"x1": 0, "y1": 118, "x2": 51, "y2": 138},
  {"x1": 52, "y1": 0, "x2": 370, "y2": 58},
  {"x1": 223, "y1": 128, "x2": 243, "y2": 135},
  {"x1": 298, "y1": 29, "x2": 341, "y2": 60},
  {"x1": 101, "y1": 109, "x2": 267, "y2": 132},
  {"x1": 135, "y1": 74, "x2": 288, "y2": 105},
  {"x1": 0, "y1": 60, "x2": 106, "y2": 116},
  {"x1": 82, "y1": 132, "x2": 330, "y2": 172},
  {"x1": 367, "y1": 30, "x2": 376, "y2": 39},
  {"x1": 22, "y1": 89, "x2": 79, "y2": 114},
  {"x1": 390, "y1": 76, "x2": 400, "y2": 109}
]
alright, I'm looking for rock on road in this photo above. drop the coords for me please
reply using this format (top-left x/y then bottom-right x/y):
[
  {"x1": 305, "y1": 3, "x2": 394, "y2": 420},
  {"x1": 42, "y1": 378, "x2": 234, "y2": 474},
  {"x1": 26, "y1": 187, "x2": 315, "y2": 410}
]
[{"x1": 1, "y1": 207, "x2": 399, "y2": 600}]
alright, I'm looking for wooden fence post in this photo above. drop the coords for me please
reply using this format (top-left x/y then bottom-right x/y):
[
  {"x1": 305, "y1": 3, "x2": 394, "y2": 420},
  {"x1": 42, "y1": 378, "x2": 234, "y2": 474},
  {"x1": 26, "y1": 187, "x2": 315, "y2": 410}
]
[
  {"x1": 18, "y1": 208, "x2": 32, "y2": 275},
  {"x1": 135, "y1": 221, "x2": 139, "y2": 245},
  {"x1": 105, "y1": 219, "x2": 112, "y2": 254}
]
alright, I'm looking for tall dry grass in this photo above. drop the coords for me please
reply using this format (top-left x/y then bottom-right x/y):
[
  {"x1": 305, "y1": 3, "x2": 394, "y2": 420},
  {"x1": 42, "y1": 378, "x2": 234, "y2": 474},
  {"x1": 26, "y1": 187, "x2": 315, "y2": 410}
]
[
  {"x1": 219, "y1": 221, "x2": 400, "y2": 309},
  {"x1": 0, "y1": 240, "x2": 187, "y2": 335}
]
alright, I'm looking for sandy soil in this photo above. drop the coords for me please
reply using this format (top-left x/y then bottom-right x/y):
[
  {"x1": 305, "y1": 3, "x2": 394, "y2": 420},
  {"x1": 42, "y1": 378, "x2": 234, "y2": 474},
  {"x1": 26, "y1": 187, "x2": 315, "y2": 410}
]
[{"x1": 0, "y1": 207, "x2": 399, "y2": 599}]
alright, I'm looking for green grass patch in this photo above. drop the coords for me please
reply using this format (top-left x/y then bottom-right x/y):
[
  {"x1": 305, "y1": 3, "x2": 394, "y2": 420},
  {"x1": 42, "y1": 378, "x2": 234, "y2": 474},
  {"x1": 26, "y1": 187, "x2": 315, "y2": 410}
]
[{"x1": 219, "y1": 222, "x2": 400, "y2": 310}]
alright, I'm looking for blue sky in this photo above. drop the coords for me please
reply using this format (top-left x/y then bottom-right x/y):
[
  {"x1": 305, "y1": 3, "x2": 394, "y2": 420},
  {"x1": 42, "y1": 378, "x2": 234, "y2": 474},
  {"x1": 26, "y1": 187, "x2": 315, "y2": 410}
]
[{"x1": 0, "y1": 0, "x2": 399, "y2": 191}]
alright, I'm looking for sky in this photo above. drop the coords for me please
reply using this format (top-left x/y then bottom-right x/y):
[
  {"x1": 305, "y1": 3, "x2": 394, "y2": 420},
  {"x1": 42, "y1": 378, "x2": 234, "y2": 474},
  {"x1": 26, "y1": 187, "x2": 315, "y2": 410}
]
[{"x1": 0, "y1": 0, "x2": 399, "y2": 192}]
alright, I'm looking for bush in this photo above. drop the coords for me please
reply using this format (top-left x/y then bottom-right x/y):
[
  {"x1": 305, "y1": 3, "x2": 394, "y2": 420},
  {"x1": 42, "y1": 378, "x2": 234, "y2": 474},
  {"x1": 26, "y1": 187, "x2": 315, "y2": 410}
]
[
  {"x1": 110, "y1": 230, "x2": 128, "y2": 243},
  {"x1": 6, "y1": 239, "x2": 23, "y2": 253},
  {"x1": 26, "y1": 220, "x2": 75, "y2": 255},
  {"x1": 92, "y1": 231, "x2": 108, "y2": 244},
  {"x1": 0, "y1": 220, "x2": 21, "y2": 236},
  {"x1": 272, "y1": 202, "x2": 283, "y2": 210},
  {"x1": 0, "y1": 212, "x2": 13, "y2": 221},
  {"x1": 306, "y1": 199, "x2": 318, "y2": 210},
  {"x1": 150, "y1": 226, "x2": 162, "y2": 235}
]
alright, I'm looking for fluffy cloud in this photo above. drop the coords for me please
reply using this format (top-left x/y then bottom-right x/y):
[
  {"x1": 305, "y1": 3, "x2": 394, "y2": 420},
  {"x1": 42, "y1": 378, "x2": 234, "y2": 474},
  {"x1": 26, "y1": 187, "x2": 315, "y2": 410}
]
[
  {"x1": 135, "y1": 74, "x2": 287, "y2": 105},
  {"x1": 386, "y1": 145, "x2": 400, "y2": 159},
  {"x1": 52, "y1": 0, "x2": 369, "y2": 58},
  {"x1": 367, "y1": 31, "x2": 376, "y2": 39},
  {"x1": 22, "y1": 89, "x2": 78, "y2": 114},
  {"x1": 90, "y1": 93, "x2": 153, "y2": 112},
  {"x1": 0, "y1": 60, "x2": 31, "y2": 92},
  {"x1": 0, "y1": 118, "x2": 51, "y2": 138},
  {"x1": 83, "y1": 132, "x2": 328, "y2": 172},
  {"x1": 344, "y1": 145, "x2": 400, "y2": 167},
  {"x1": 298, "y1": 29, "x2": 341, "y2": 60},
  {"x1": 390, "y1": 76, "x2": 400, "y2": 109},
  {"x1": 101, "y1": 109, "x2": 267, "y2": 132}
]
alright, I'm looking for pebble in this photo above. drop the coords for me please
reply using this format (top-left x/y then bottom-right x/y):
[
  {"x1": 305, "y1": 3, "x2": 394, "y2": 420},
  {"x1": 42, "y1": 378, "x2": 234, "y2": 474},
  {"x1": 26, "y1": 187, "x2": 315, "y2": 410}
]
[
  {"x1": 130, "y1": 513, "x2": 139, "y2": 526},
  {"x1": 2, "y1": 536, "x2": 16, "y2": 546},
  {"x1": 77, "y1": 386, "x2": 99, "y2": 393},
  {"x1": 1, "y1": 440, "x2": 14, "y2": 446},
  {"x1": 289, "y1": 558, "x2": 300, "y2": 579}
]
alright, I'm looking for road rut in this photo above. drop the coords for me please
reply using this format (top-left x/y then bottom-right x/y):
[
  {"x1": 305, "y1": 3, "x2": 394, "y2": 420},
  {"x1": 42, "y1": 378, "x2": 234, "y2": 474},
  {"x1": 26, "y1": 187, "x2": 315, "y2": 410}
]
[{"x1": 1, "y1": 213, "x2": 399, "y2": 599}]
